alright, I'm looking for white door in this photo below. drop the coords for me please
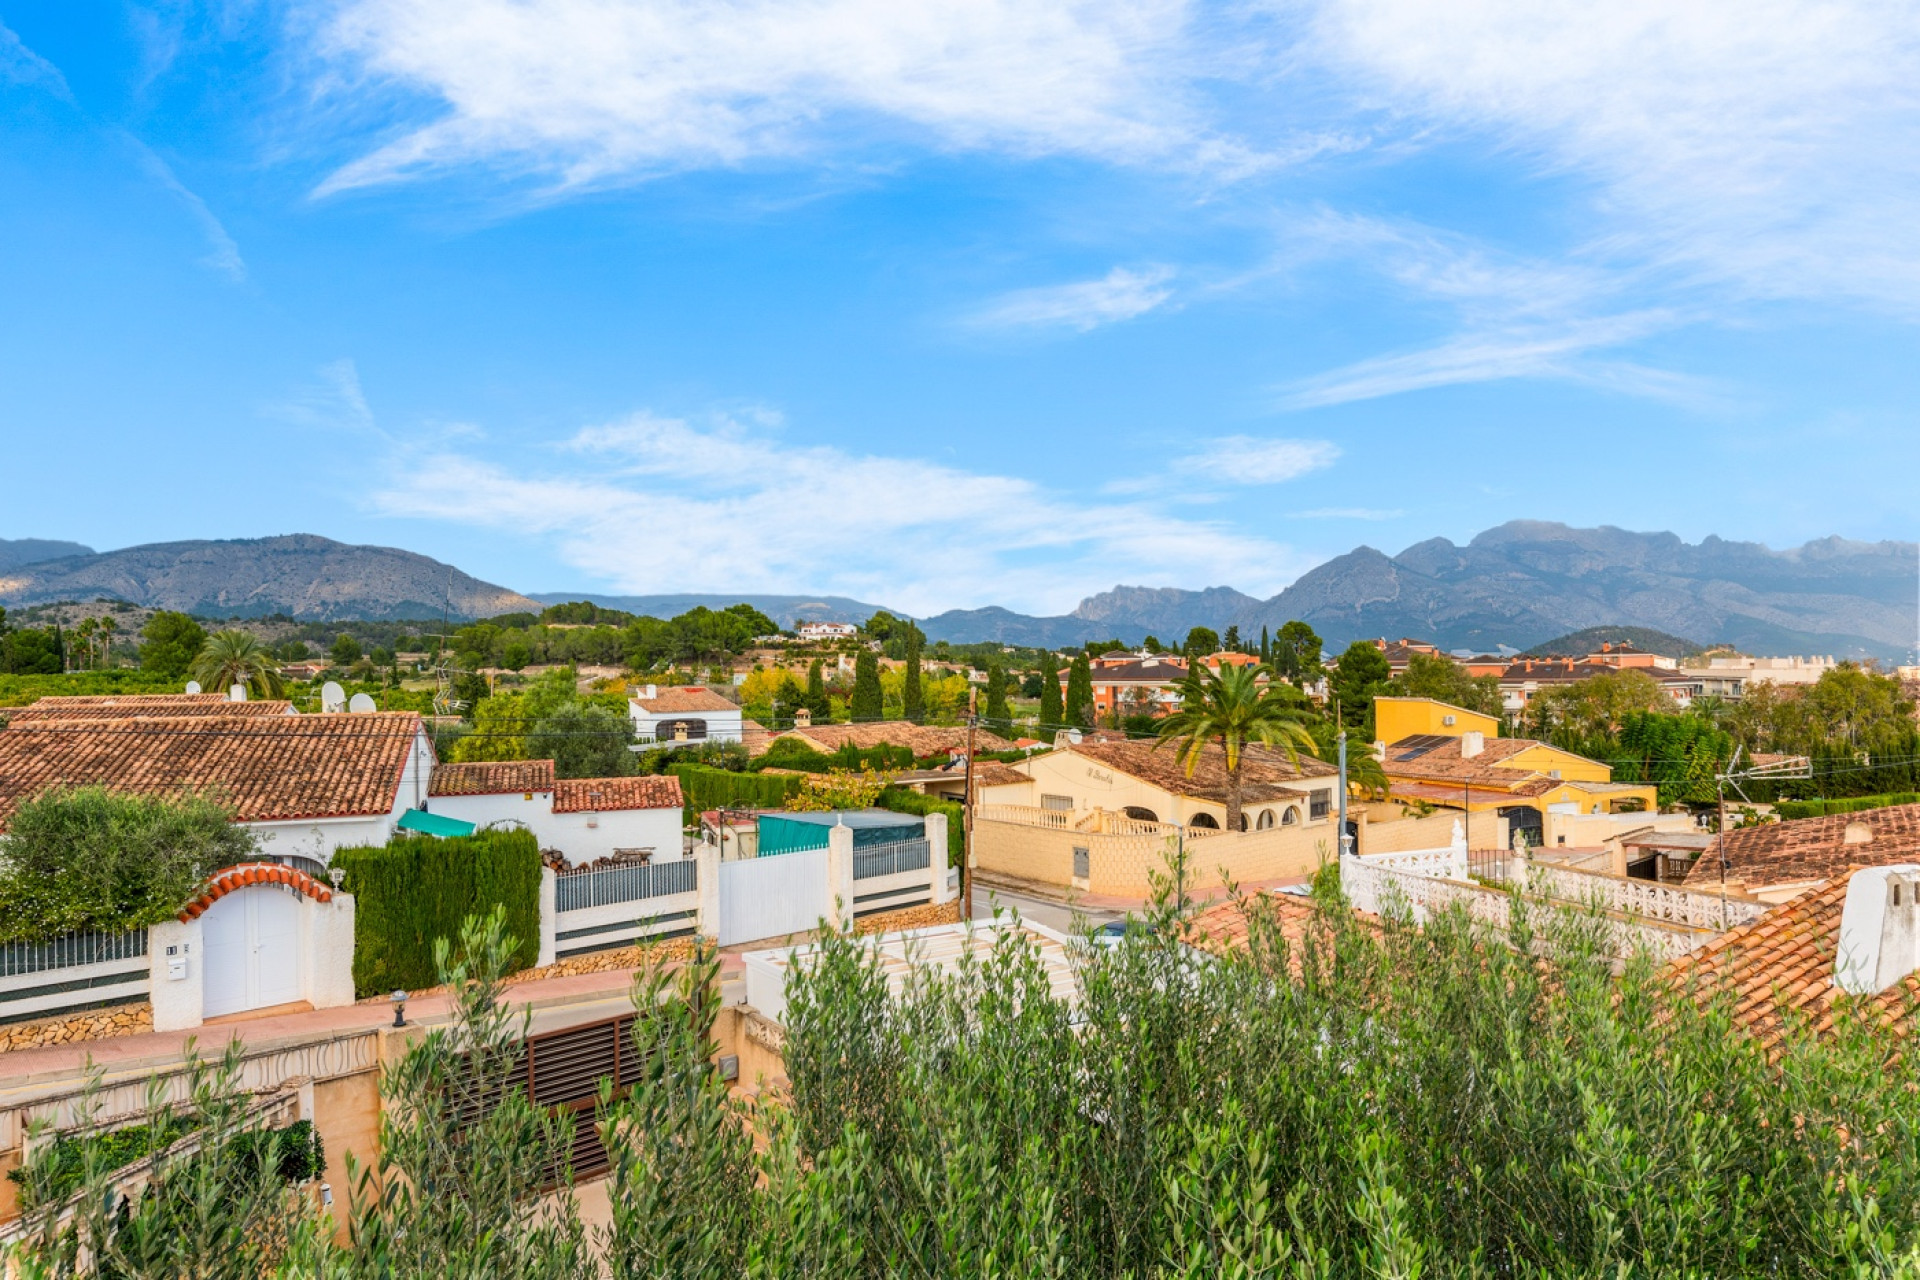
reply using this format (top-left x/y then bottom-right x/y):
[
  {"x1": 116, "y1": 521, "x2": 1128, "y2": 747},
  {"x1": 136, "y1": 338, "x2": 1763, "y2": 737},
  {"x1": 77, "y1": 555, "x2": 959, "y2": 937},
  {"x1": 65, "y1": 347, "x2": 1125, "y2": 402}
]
[
  {"x1": 201, "y1": 886, "x2": 303, "y2": 1018},
  {"x1": 719, "y1": 850, "x2": 831, "y2": 945}
]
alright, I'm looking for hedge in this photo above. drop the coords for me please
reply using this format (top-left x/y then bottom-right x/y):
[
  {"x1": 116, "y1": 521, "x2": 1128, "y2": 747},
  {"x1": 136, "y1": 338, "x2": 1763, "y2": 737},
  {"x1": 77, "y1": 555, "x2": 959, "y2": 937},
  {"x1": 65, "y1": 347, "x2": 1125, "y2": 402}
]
[
  {"x1": 1775, "y1": 792, "x2": 1920, "y2": 820},
  {"x1": 334, "y1": 830, "x2": 541, "y2": 997},
  {"x1": 668, "y1": 764, "x2": 805, "y2": 823},
  {"x1": 9, "y1": 1117, "x2": 323, "y2": 1205},
  {"x1": 875, "y1": 787, "x2": 964, "y2": 867}
]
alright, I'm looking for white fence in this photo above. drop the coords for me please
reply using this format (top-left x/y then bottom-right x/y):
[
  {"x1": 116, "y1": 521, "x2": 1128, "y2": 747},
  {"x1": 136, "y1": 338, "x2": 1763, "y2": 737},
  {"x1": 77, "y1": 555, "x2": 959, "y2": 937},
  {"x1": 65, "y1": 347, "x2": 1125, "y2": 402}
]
[
  {"x1": 719, "y1": 850, "x2": 832, "y2": 946},
  {"x1": 0, "y1": 930, "x2": 151, "y2": 1027},
  {"x1": 851, "y1": 838, "x2": 936, "y2": 919},
  {"x1": 552, "y1": 860, "x2": 700, "y2": 960}
]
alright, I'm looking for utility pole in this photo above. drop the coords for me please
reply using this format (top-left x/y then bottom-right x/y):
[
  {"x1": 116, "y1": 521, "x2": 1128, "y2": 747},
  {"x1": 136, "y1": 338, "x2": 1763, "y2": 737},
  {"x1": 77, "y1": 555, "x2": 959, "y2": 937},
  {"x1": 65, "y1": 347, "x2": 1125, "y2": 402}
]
[
  {"x1": 963, "y1": 690, "x2": 977, "y2": 924},
  {"x1": 1337, "y1": 730, "x2": 1350, "y2": 857}
]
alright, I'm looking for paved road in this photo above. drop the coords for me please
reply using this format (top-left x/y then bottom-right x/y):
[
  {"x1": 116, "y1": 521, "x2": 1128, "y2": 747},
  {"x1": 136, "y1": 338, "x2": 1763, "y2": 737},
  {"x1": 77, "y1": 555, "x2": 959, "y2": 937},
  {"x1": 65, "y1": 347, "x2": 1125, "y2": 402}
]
[{"x1": 964, "y1": 881, "x2": 1126, "y2": 935}]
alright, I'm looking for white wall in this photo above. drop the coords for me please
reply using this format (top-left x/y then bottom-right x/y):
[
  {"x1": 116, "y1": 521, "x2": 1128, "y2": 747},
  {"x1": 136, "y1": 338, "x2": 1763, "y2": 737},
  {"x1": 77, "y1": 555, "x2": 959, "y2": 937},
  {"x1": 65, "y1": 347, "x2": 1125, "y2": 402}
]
[
  {"x1": 425, "y1": 792, "x2": 683, "y2": 867},
  {"x1": 242, "y1": 724, "x2": 436, "y2": 866}
]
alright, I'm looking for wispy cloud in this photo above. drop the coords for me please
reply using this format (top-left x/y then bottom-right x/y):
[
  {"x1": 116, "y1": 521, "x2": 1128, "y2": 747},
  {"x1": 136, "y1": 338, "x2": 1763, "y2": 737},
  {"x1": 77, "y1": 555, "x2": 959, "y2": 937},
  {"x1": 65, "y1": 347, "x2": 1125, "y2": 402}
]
[
  {"x1": 1291, "y1": 507, "x2": 1402, "y2": 520},
  {"x1": 310, "y1": 0, "x2": 1262, "y2": 195},
  {"x1": 369, "y1": 408, "x2": 1321, "y2": 613},
  {"x1": 970, "y1": 266, "x2": 1177, "y2": 332},
  {"x1": 1171, "y1": 435, "x2": 1339, "y2": 484},
  {"x1": 1, "y1": 21, "x2": 72, "y2": 98},
  {"x1": 267, "y1": 359, "x2": 389, "y2": 439},
  {"x1": 124, "y1": 137, "x2": 247, "y2": 281}
]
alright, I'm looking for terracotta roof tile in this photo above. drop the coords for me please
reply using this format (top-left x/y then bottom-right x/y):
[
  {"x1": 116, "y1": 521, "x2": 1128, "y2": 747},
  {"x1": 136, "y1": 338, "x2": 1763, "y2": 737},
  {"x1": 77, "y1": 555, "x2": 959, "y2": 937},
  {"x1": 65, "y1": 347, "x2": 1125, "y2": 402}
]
[
  {"x1": 1667, "y1": 874, "x2": 1920, "y2": 1048},
  {"x1": 1184, "y1": 892, "x2": 1379, "y2": 972},
  {"x1": 775, "y1": 723, "x2": 1015, "y2": 756},
  {"x1": 4, "y1": 694, "x2": 295, "y2": 723},
  {"x1": 632, "y1": 687, "x2": 740, "y2": 714},
  {"x1": 429, "y1": 759, "x2": 555, "y2": 796},
  {"x1": 1064, "y1": 738, "x2": 1336, "y2": 806},
  {"x1": 0, "y1": 712, "x2": 426, "y2": 828},
  {"x1": 552, "y1": 775, "x2": 683, "y2": 813},
  {"x1": 1681, "y1": 804, "x2": 1920, "y2": 890}
]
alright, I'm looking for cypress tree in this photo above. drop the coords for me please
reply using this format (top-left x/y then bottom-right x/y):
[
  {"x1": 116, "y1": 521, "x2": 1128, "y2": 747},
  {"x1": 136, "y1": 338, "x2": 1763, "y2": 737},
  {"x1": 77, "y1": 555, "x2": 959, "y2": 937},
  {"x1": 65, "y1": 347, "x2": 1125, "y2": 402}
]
[
  {"x1": 805, "y1": 659, "x2": 829, "y2": 719},
  {"x1": 1066, "y1": 653, "x2": 1095, "y2": 727},
  {"x1": 1260, "y1": 625, "x2": 1271, "y2": 664},
  {"x1": 851, "y1": 651, "x2": 883, "y2": 723},
  {"x1": 985, "y1": 663, "x2": 1010, "y2": 724},
  {"x1": 902, "y1": 625, "x2": 925, "y2": 723},
  {"x1": 1039, "y1": 652, "x2": 1063, "y2": 728}
]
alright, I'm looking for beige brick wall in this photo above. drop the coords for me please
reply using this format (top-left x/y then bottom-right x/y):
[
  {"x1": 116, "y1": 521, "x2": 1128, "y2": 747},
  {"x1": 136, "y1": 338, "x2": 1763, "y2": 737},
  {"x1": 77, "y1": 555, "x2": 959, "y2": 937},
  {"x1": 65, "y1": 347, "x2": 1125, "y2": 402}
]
[
  {"x1": 1359, "y1": 809, "x2": 1508, "y2": 854},
  {"x1": 973, "y1": 817, "x2": 1339, "y2": 898}
]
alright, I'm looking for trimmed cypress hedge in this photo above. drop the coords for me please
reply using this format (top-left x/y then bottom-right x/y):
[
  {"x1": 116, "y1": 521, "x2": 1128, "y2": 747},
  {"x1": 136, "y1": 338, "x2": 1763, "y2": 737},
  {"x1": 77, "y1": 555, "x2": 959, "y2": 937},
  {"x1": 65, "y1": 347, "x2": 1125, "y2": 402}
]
[
  {"x1": 334, "y1": 829, "x2": 541, "y2": 997},
  {"x1": 1775, "y1": 792, "x2": 1920, "y2": 820},
  {"x1": 668, "y1": 763, "x2": 805, "y2": 823}
]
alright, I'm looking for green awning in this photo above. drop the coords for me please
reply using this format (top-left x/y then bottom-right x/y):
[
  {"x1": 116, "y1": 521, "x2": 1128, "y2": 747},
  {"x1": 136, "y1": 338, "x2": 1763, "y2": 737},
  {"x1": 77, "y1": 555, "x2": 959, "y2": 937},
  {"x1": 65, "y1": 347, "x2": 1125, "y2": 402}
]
[{"x1": 398, "y1": 808, "x2": 476, "y2": 838}]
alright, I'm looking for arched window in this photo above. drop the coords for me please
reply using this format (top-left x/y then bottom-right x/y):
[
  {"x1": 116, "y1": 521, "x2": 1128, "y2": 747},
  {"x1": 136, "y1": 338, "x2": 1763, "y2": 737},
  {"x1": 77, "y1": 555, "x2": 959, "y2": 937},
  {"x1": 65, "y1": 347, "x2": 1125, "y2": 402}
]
[
  {"x1": 1188, "y1": 812, "x2": 1220, "y2": 830},
  {"x1": 1281, "y1": 807, "x2": 1300, "y2": 826},
  {"x1": 1236, "y1": 813, "x2": 1250, "y2": 831},
  {"x1": 1122, "y1": 806, "x2": 1159, "y2": 823},
  {"x1": 1255, "y1": 809, "x2": 1275, "y2": 830}
]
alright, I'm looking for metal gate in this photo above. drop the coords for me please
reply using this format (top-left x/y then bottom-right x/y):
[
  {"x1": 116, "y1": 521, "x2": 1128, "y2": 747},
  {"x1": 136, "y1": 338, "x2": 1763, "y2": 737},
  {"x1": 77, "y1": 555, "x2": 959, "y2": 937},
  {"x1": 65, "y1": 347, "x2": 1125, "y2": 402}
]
[
  {"x1": 513, "y1": 1012, "x2": 640, "y2": 1185},
  {"x1": 718, "y1": 849, "x2": 829, "y2": 945}
]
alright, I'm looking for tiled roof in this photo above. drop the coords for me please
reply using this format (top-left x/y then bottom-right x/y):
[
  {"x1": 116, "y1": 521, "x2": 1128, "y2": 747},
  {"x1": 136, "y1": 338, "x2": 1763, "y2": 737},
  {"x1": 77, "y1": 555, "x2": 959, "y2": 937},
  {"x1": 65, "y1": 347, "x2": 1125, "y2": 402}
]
[
  {"x1": 632, "y1": 687, "x2": 739, "y2": 714},
  {"x1": 776, "y1": 722, "x2": 1015, "y2": 756},
  {"x1": 1084, "y1": 659, "x2": 1191, "y2": 685},
  {"x1": 430, "y1": 759, "x2": 555, "y2": 796},
  {"x1": 0, "y1": 712, "x2": 426, "y2": 828},
  {"x1": 552, "y1": 775, "x2": 683, "y2": 813},
  {"x1": 1184, "y1": 892, "x2": 1379, "y2": 971},
  {"x1": 1065, "y1": 739, "x2": 1336, "y2": 806},
  {"x1": 1681, "y1": 804, "x2": 1920, "y2": 890},
  {"x1": 4, "y1": 694, "x2": 296, "y2": 723},
  {"x1": 1380, "y1": 735, "x2": 1606, "y2": 791},
  {"x1": 1667, "y1": 875, "x2": 1920, "y2": 1047}
]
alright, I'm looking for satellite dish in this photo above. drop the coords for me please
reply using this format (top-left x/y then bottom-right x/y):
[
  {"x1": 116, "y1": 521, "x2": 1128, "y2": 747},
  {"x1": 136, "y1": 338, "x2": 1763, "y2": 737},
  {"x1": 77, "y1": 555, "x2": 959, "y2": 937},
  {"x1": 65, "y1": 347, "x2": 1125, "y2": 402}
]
[
  {"x1": 184, "y1": 681, "x2": 202, "y2": 695},
  {"x1": 321, "y1": 681, "x2": 347, "y2": 714},
  {"x1": 348, "y1": 693, "x2": 377, "y2": 714}
]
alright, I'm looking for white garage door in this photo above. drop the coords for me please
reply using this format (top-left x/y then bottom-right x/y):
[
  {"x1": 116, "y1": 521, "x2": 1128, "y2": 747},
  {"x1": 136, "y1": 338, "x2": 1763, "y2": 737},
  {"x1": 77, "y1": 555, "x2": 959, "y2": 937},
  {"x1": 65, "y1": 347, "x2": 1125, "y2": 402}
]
[{"x1": 202, "y1": 885, "x2": 303, "y2": 1018}]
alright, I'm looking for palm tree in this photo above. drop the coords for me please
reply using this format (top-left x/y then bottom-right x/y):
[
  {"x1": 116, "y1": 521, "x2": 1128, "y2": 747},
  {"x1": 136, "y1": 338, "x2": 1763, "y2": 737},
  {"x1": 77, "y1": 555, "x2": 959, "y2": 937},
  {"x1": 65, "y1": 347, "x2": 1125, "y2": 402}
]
[
  {"x1": 190, "y1": 629, "x2": 287, "y2": 699},
  {"x1": 1155, "y1": 662, "x2": 1319, "y2": 832},
  {"x1": 1345, "y1": 748, "x2": 1391, "y2": 802}
]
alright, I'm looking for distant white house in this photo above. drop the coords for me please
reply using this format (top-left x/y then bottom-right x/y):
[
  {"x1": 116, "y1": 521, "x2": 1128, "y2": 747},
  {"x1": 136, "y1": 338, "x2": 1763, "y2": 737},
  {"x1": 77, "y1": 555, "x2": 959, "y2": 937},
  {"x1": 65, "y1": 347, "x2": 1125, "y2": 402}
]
[
  {"x1": 425, "y1": 761, "x2": 684, "y2": 865},
  {"x1": 628, "y1": 684, "x2": 744, "y2": 747},
  {"x1": 797, "y1": 621, "x2": 859, "y2": 640}
]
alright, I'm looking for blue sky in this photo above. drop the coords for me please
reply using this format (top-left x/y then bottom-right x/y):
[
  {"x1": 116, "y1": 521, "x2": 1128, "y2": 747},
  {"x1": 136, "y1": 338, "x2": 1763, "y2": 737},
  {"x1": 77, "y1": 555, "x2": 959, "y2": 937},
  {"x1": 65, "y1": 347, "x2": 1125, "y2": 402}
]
[{"x1": 3, "y1": 1, "x2": 1917, "y2": 615}]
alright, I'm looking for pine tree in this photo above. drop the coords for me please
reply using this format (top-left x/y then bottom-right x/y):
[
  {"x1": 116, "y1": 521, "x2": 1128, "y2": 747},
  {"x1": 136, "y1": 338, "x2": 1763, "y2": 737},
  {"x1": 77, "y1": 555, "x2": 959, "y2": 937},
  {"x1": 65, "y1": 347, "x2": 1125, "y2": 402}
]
[
  {"x1": 805, "y1": 658, "x2": 829, "y2": 719},
  {"x1": 985, "y1": 663, "x2": 1010, "y2": 723},
  {"x1": 851, "y1": 651, "x2": 883, "y2": 722},
  {"x1": 903, "y1": 625, "x2": 925, "y2": 723},
  {"x1": 1066, "y1": 653, "x2": 1095, "y2": 727},
  {"x1": 1039, "y1": 652, "x2": 1063, "y2": 728}
]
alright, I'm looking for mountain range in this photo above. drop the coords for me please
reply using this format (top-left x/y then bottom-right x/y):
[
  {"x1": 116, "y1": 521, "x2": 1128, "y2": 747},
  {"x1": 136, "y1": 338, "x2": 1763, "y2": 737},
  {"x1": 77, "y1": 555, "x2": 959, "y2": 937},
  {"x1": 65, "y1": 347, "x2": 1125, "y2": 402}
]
[{"x1": 2, "y1": 524, "x2": 1913, "y2": 658}]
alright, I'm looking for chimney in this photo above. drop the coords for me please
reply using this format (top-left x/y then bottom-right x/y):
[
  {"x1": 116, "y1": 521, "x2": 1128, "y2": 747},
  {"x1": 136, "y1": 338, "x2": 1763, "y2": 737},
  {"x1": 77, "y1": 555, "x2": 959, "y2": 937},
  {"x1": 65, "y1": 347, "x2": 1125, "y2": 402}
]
[
  {"x1": 1460, "y1": 730, "x2": 1485, "y2": 759},
  {"x1": 644, "y1": 683, "x2": 658, "y2": 700},
  {"x1": 229, "y1": 684, "x2": 247, "y2": 702},
  {"x1": 1835, "y1": 865, "x2": 1920, "y2": 995},
  {"x1": 1845, "y1": 821, "x2": 1875, "y2": 846},
  {"x1": 794, "y1": 707, "x2": 813, "y2": 728}
]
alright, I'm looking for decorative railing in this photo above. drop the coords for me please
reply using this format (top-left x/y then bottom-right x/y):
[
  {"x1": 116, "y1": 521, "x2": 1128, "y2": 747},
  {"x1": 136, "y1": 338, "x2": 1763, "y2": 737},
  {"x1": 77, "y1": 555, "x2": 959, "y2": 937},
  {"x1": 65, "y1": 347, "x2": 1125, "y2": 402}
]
[
  {"x1": 1360, "y1": 844, "x2": 1468, "y2": 881},
  {"x1": 0, "y1": 930, "x2": 147, "y2": 979},
  {"x1": 556, "y1": 858, "x2": 698, "y2": 913},
  {"x1": 0, "y1": 1029, "x2": 379, "y2": 1153},
  {"x1": 977, "y1": 804, "x2": 1070, "y2": 830},
  {"x1": 853, "y1": 839, "x2": 932, "y2": 881},
  {"x1": 1517, "y1": 863, "x2": 1768, "y2": 932},
  {"x1": 1340, "y1": 857, "x2": 1715, "y2": 964}
]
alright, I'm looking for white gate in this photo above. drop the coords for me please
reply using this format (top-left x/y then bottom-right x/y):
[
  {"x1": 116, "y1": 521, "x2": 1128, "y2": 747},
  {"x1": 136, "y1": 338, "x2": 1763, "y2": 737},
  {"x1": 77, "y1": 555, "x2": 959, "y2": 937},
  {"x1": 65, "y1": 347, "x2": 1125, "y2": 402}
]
[
  {"x1": 718, "y1": 850, "x2": 830, "y2": 946},
  {"x1": 202, "y1": 886, "x2": 302, "y2": 1018}
]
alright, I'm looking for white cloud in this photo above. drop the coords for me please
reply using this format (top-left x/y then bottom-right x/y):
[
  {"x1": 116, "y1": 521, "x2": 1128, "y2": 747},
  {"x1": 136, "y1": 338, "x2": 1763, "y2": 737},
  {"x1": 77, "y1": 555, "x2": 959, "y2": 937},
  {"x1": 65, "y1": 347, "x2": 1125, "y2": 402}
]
[
  {"x1": 310, "y1": 0, "x2": 1258, "y2": 193},
  {"x1": 124, "y1": 136, "x2": 247, "y2": 281},
  {"x1": 369, "y1": 409, "x2": 1319, "y2": 614},
  {"x1": 1309, "y1": 0, "x2": 1920, "y2": 310},
  {"x1": 970, "y1": 266, "x2": 1177, "y2": 332},
  {"x1": 1291, "y1": 507, "x2": 1402, "y2": 520},
  {"x1": 0, "y1": 22, "x2": 71, "y2": 97},
  {"x1": 1171, "y1": 436, "x2": 1339, "y2": 484}
]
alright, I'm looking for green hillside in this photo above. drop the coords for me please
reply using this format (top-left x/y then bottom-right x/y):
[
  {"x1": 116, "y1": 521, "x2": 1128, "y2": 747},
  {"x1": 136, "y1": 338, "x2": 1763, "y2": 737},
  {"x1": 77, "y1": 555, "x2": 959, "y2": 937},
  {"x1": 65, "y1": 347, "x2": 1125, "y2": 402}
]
[{"x1": 1522, "y1": 626, "x2": 1704, "y2": 658}]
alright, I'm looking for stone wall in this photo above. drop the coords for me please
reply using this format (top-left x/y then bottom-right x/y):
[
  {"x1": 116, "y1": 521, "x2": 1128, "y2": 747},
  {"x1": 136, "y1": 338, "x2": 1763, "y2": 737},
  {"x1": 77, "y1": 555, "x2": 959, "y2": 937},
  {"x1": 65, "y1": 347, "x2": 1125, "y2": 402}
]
[
  {"x1": 0, "y1": 1002, "x2": 152, "y2": 1054},
  {"x1": 855, "y1": 900, "x2": 962, "y2": 936}
]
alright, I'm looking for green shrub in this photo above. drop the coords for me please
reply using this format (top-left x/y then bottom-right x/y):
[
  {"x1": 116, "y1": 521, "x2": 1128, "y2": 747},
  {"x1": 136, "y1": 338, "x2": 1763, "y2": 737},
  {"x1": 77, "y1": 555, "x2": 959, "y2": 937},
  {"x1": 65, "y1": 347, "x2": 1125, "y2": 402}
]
[
  {"x1": 8, "y1": 1116, "x2": 323, "y2": 1206},
  {"x1": 335, "y1": 829, "x2": 540, "y2": 996},
  {"x1": 1775, "y1": 792, "x2": 1920, "y2": 820},
  {"x1": 0, "y1": 786, "x2": 256, "y2": 942},
  {"x1": 667, "y1": 763, "x2": 804, "y2": 823},
  {"x1": 875, "y1": 786, "x2": 964, "y2": 867}
]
